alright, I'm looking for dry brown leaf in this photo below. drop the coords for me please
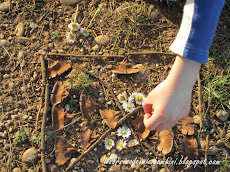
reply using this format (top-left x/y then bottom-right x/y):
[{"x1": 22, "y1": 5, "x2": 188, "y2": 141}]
[
  {"x1": 177, "y1": 116, "x2": 195, "y2": 136},
  {"x1": 50, "y1": 81, "x2": 68, "y2": 106},
  {"x1": 178, "y1": 136, "x2": 198, "y2": 160},
  {"x1": 99, "y1": 109, "x2": 121, "y2": 129},
  {"x1": 47, "y1": 60, "x2": 71, "y2": 78},
  {"x1": 52, "y1": 105, "x2": 73, "y2": 130},
  {"x1": 131, "y1": 112, "x2": 150, "y2": 139},
  {"x1": 157, "y1": 129, "x2": 174, "y2": 155},
  {"x1": 81, "y1": 123, "x2": 98, "y2": 150},
  {"x1": 55, "y1": 136, "x2": 70, "y2": 166},
  {"x1": 80, "y1": 93, "x2": 98, "y2": 120},
  {"x1": 112, "y1": 61, "x2": 140, "y2": 74}
]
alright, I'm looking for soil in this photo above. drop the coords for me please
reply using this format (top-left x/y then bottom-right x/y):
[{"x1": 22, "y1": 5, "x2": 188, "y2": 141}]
[{"x1": 0, "y1": 0, "x2": 229, "y2": 172}]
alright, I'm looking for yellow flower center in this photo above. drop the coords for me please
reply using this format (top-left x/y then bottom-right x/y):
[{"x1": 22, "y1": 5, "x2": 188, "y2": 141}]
[
  {"x1": 132, "y1": 95, "x2": 135, "y2": 99},
  {"x1": 122, "y1": 131, "x2": 126, "y2": 135},
  {"x1": 108, "y1": 142, "x2": 112, "y2": 147},
  {"x1": 120, "y1": 96, "x2": 125, "y2": 101},
  {"x1": 119, "y1": 143, "x2": 123, "y2": 148},
  {"x1": 137, "y1": 96, "x2": 142, "y2": 102},
  {"x1": 127, "y1": 105, "x2": 131, "y2": 109},
  {"x1": 131, "y1": 142, "x2": 136, "y2": 146},
  {"x1": 69, "y1": 34, "x2": 74, "y2": 39},
  {"x1": 72, "y1": 23, "x2": 77, "y2": 28},
  {"x1": 83, "y1": 29, "x2": 88, "y2": 34}
]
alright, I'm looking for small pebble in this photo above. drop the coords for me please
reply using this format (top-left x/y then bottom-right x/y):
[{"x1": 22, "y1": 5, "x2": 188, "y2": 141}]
[
  {"x1": 3, "y1": 74, "x2": 10, "y2": 79},
  {"x1": 4, "y1": 144, "x2": 10, "y2": 151},
  {"x1": 109, "y1": 153, "x2": 118, "y2": 161},
  {"x1": 22, "y1": 148, "x2": 39, "y2": 165},
  {"x1": 100, "y1": 155, "x2": 108, "y2": 164},
  {"x1": 9, "y1": 82, "x2": 15, "y2": 89},
  {"x1": 92, "y1": 44, "x2": 100, "y2": 52},
  {"x1": 216, "y1": 110, "x2": 229, "y2": 122}
]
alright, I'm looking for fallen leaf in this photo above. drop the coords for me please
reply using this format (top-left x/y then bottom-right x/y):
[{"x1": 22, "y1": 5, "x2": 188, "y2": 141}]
[
  {"x1": 80, "y1": 93, "x2": 98, "y2": 120},
  {"x1": 112, "y1": 61, "x2": 140, "y2": 74},
  {"x1": 178, "y1": 136, "x2": 198, "y2": 160},
  {"x1": 52, "y1": 105, "x2": 73, "y2": 130},
  {"x1": 99, "y1": 109, "x2": 121, "y2": 129},
  {"x1": 177, "y1": 117, "x2": 195, "y2": 136},
  {"x1": 131, "y1": 112, "x2": 150, "y2": 139},
  {"x1": 47, "y1": 60, "x2": 71, "y2": 78},
  {"x1": 50, "y1": 81, "x2": 68, "y2": 106},
  {"x1": 81, "y1": 123, "x2": 97, "y2": 150},
  {"x1": 157, "y1": 129, "x2": 174, "y2": 155},
  {"x1": 55, "y1": 136, "x2": 70, "y2": 166}
]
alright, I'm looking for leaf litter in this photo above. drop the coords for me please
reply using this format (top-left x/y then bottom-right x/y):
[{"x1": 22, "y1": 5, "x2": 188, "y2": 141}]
[
  {"x1": 99, "y1": 109, "x2": 121, "y2": 129},
  {"x1": 47, "y1": 59, "x2": 71, "y2": 78},
  {"x1": 80, "y1": 93, "x2": 98, "y2": 120}
]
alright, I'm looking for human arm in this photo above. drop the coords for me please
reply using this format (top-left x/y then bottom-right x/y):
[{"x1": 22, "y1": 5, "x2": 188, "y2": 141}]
[{"x1": 143, "y1": 0, "x2": 225, "y2": 131}]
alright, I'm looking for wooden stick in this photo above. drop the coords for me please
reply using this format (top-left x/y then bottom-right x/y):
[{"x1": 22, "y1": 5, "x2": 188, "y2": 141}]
[
  {"x1": 35, "y1": 56, "x2": 46, "y2": 131},
  {"x1": 126, "y1": 51, "x2": 177, "y2": 56},
  {"x1": 197, "y1": 73, "x2": 203, "y2": 128},
  {"x1": 40, "y1": 56, "x2": 48, "y2": 172},
  {"x1": 66, "y1": 106, "x2": 143, "y2": 171},
  {"x1": 47, "y1": 53, "x2": 125, "y2": 59},
  {"x1": 41, "y1": 83, "x2": 49, "y2": 172},
  {"x1": 204, "y1": 134, "x2": 209, "y2": 172}
]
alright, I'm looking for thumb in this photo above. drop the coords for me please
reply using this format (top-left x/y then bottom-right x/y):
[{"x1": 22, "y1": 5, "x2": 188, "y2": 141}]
[{"x1": 143, "y1": 110, "x2": 162, "y2": 131}]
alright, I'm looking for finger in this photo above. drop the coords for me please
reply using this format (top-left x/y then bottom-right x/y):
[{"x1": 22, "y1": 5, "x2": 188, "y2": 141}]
[
  {"x1": 144, "y1": 113, "x2": 152, "y2": 119},
  {"x1": 142, "y1": 102, "x2": 153, "y2": 114},
  {"x1": 143, "y1": 110, "x2": 162, "y2": 131}
]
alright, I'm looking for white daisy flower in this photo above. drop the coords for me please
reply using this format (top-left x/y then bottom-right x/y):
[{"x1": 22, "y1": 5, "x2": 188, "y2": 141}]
[
  {"x1": 117, "y1": 93, "x2": 127, "y2": 103},
  {"x1": 66, "y1": 32, "x2": 75, "y2": 44},
  {"x1": 116, "y1": 139, "x2": 127, "y2": 151},
  {"x1": 80, "y1": 28, "x2": 90, "y2": 37},
  {"x1": 135, "y1": 93, "x2": 146, "y2": 105},
  {"x1": 117, "y1": 126, "x2": 131, "y2": 139},
  {"x1": 128, "y1": 92, "x2": 138, "y2": 102},
  {"x1": 127, "y1": 139, "x2": 139, "y2": 147},
  {"x1": 68, "y1": 22, "x2": 80, "y2": 31},
  {"x1": 104, "y1": 138, "x2": 115, "y2": 150},
  {"x1": 122, "y1": 101, "x2": 135, "y2": 113}
]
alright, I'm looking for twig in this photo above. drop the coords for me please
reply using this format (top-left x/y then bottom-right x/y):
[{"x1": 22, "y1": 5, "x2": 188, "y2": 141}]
[
  {"x1": 39, "y1": 56, "x2": 48, "y2": 172},
  {"x1": 47, "y1": 51, "x2": 176, "y2": 60},
  {"x1": 2, "y1": 45, "x2": 13, "y2": 59},
  {"x1": 47, "y1": 52, "x2": 125, "y2": 59},
  {"x1": 6, "y1": 127, "x2": 12, "y2": 172},
  {"x1": 197, "y1": 73, "x2": 203, "y2": 129},
  {"x1": 41, "y1": 83, "x2": 49, "y2": 172},
  {"x1": 126, "y1": 51, "x2": 177, "y2": 56},
  {"x1": 66, "y1": 106, "x2": 143, "y2": 171},
  {"x1": 204, "y1": 134, "x2": 209, "y2": 172},
  {"x1": 35, "y1": 56, "x2": 46, "y2": 131},
  {"x1": 50, "y1": 116, "x2": 82, "y2": 135},
  {"x1": 9, "y1": 0, "x2": 11, "y2": 12}
]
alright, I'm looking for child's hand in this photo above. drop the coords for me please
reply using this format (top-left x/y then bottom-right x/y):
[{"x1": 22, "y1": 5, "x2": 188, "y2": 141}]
[
  {"x1": 142, "y1": 79, "x2": 191, "y2": 131},
  {"x1": 143, "y1": 55, "x2": 201, "y2": 131}
]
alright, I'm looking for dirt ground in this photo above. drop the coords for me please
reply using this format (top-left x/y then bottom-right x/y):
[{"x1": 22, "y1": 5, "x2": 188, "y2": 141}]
[{"x1": 0, "y1": 0, "x2": 229, "y2": 172}]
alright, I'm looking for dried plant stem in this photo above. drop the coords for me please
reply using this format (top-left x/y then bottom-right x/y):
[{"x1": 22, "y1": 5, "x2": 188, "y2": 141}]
[
  {"x1": 47, "y1": 52, "x2": 125, "y2": 59},
  {"x1": 41, "y1": 83, "x2": 49, "y2": 172},
  {"x1": 197, "y1": 73, "x2": 203, "y2": 128},
  {"x1": 39, "y1": 56, "x2": 48, "y2": 172},
  {"x1": 204, "y1": 134, "x2": 209, "y2": 172},
  {"x1": 74, "y1": 4, "x2": 79, "y2": 23},
  {"x1": 66, "y1": 106, "x2": 143, "y2": 171},
  {"x1": 35, "y1": 56, "x2": 46, "y2": 131},
  {"x1": 47, "y1": 51, "x2": 176, "y2": 60}
]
